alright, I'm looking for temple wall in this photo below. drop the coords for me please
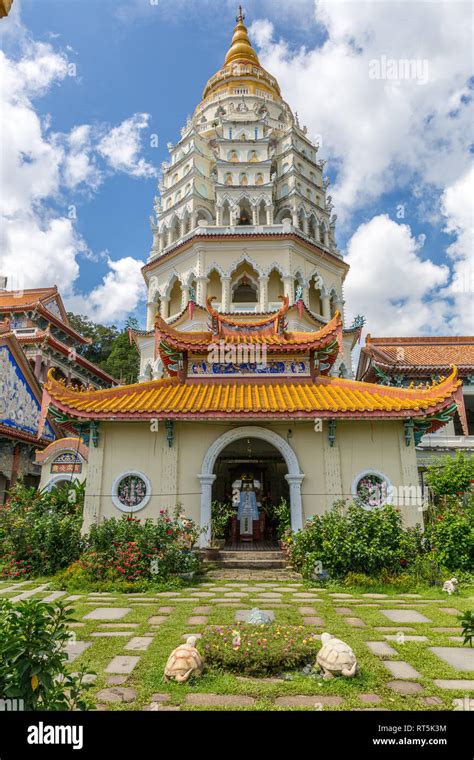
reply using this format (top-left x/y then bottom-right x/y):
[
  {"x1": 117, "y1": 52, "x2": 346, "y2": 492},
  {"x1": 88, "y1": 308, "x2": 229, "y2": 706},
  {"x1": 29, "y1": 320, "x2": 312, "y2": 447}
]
[{"x1": 83, "y1": 419, "x2": 423, "y2": 532}]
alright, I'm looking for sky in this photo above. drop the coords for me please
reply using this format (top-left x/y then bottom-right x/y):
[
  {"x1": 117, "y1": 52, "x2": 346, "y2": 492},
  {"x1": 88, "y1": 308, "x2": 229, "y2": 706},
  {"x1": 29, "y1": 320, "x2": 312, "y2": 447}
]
[{"x1": 0, "y1": 0, "x2": 472, "y2": 339}]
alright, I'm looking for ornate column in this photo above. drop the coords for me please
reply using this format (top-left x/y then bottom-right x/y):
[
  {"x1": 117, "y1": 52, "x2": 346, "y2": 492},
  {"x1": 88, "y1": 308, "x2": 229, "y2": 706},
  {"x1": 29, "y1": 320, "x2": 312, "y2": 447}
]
[
  {"x1": 146, "y1": 301, "x2": 157, "y2": 331},
  {"x1": 282, "y1": 275, "x2": 295, "y2": 305},
  {"x1": 259, "y1": 275, "x2": 269, "y2": 312},
  {"x1": 321, "y1": 287, "x2": 331, "y2": 320},
  {"x1": 160, "y1": 297, "x2": 170, "y2": 319},
  {"x1": 285, "y1": 474, "x2": 305, "y2": 532},
  {"x1": 198, "y1": 474, "x2": 216, "y2": 547},
  {"x1": 215, "y1": 205, "x2": 222, "y2": 226},
  {"x1": 301, "y1": 282, "x2": 310, "y2": 307},
  {"x1": 158, "y1": 231, "x2": 165, "y2": 252},
  {"x1": 251, "y1": 204, "x2": 258, "y2": 225},
  {"x1": 334, "y1": 294, "x2": 345, "y2": 318},
  {"x1": 291, "y1": 207, "x2": 298, "y2": 227},
  {"x1": 181, "y1": 286, "x2": 190, "y2": 311},
  {"x1": 266, "y1": 204, "x2": 274, "y2": 225},
  {"x1": 196, "y1": 276, "x2": 208, "y2": 306},
  {"x1": 221, "y1": 276, "x2": 232, "y2": 312}
]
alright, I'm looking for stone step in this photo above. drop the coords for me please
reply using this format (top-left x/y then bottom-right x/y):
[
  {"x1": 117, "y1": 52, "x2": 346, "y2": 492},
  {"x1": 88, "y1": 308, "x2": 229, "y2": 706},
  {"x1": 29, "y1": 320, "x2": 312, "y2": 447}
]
[
  {"x1": 213, "y1": 558, "x2": 288, "y2": 569},
  {"x1": 219, "y1": 551, "x2": 285, "y2": 560}
]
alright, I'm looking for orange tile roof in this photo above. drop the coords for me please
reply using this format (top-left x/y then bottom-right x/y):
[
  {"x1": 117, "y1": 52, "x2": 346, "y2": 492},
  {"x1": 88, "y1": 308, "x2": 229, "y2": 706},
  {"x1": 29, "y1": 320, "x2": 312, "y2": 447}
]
[
  {"x1": 44, "y1": 366, "x2": 463, "y2": 425},
  {"x1": 366, "y1": 336, "x2": 474, "y2": 366},
  {"x1": 0, "y1": 287, "x2": 58, "y2": 308}
]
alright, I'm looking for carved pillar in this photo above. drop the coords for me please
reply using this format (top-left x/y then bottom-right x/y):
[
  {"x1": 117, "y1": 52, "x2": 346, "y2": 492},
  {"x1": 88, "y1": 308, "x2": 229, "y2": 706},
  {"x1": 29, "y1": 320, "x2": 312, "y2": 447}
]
[
  {"x1": 292, "y1": 207, "x2": 298, "y2": 227},
  {"x1": 321, "y1": 287, "x2": 331, "y2": 320},
  {"x1": 196, "y1": 276, "x2": 208, "y2": 307},
  {"x1": 301, "y1": 283, "x2": 310, "y2": 308},
  {"x1": 282, "y1": 275, "x2": 295, "y2": 305},
  {"x1": 215, "y1": 205, "x2": 222, "y2": 226},
  {"x1": 181, "y1": 286, "x2": 190, "y2": 311},
  {"x1": 34, "y1": 352, "x2": 42, "y2": 381},
  {"x1": 160, "y1": 297, "x2": 170, "y2": 319},
  {"x1": 221, "y1": 276, "x2": 232, "y2": 312},
  {"x1": 259, "y1": 275, "x2": 269, "y2": 312},
  {"x1": 252, "y1": 205, "x2": 258, "y2": 225},
  {"x1": 198, "y1": 474, "x2": 216, "y2": 547},
  {"x1": 146, "y1": 301, "x2": 157, "y2": 331},
  {"x1": 285, "y1": 474, "x2": 305, "y2": 532},
  {"x1": 266, "y1": 204, "x2": 274, "y2": 225},
  {"x1": 158, "y1": 232, "x2": 165, "y2": 252}
]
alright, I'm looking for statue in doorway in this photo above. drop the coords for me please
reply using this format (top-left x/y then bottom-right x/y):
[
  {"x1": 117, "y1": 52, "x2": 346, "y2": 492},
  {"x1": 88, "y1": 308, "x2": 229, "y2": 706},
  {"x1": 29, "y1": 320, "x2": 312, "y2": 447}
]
[{"x1": 232, "y1": 473, "x2": 261, "y2": 537}]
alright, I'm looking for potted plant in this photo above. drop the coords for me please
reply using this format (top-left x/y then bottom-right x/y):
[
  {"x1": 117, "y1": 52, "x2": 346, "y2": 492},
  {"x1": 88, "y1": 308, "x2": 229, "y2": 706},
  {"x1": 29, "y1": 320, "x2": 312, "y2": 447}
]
[{"x1": 211, "y1": 500, "x2": 233, "y2": 550}]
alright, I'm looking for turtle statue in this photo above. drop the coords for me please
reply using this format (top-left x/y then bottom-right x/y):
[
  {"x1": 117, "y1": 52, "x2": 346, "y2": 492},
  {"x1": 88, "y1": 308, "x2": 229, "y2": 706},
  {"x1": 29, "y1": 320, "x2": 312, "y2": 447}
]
[
  {"x1": 164, "y1": 636, "x2": 203, "y2": 683},
  {"x1": 316, "y1": 632, "x2": 359, "y2": 679},
  {"x1": 246, "y1": 608, "x2": 274, "y2": 625}
]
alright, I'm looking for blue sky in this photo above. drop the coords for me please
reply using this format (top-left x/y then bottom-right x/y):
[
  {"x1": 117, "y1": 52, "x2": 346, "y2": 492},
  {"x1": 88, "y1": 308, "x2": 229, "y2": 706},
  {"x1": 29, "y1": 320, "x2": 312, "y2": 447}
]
[{"x1": 1, "y1": 0, "x2": 472, "y2": 337}]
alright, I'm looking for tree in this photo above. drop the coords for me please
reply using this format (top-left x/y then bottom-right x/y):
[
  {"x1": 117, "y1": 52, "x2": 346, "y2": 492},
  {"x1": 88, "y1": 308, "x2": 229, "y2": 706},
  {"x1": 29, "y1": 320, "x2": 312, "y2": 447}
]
[
  {"x1": 425, "y1": 452, "x2": 474, "y2": 496},
  {"x1": 99, "y1": 317, "x2": 140, "y2": 384},
  {"x1": 67, "y1": 313, "x2": 119, "y2": 365}
]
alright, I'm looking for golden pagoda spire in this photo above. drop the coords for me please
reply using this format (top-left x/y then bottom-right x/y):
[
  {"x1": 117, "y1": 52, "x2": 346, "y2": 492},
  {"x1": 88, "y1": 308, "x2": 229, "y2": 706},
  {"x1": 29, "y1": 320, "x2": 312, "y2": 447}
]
[{"x1": 224, "y1": 6, "x2": 260, "y2": 66}]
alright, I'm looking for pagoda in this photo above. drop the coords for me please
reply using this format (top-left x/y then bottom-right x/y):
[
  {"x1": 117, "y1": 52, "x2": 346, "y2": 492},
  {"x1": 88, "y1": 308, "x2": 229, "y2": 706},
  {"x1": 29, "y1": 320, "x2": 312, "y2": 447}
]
[{"x1": 40, "y1": 10, "x2": 467, "y2": 546}]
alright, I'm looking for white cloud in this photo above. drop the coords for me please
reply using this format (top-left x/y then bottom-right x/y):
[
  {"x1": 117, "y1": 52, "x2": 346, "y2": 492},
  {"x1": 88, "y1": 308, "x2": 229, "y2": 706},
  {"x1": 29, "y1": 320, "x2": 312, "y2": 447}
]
[
  {"x1": 68, "y1": 256, "x2": 146, "y2": 324},
  {"x1": 98, "y1": 113, "x2": 157, "y2": 178},
  {"x1": 250, "y1": 1, "x2": 473, "y2": 220},
  {"x1": 344, "y1": 215, "x2": 450, "y2": 337},
  {"x1": 0, "y1": 33, "x2": 154, "y2": 324}
]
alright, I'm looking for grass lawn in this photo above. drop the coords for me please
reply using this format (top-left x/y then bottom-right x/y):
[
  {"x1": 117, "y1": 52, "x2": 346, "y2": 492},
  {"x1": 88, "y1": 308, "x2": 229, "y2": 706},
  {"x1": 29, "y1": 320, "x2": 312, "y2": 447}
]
[{"x1": 1, "y1": 575, "x2": 473, "y2": 711}]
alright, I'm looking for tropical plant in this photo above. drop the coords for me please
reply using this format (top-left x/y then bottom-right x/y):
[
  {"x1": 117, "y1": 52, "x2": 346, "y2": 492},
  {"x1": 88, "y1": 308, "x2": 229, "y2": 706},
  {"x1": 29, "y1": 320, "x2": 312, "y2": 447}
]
[
  {"x1": 211, "y1": 501, "x2": 233, "y2": 542},
  {"x1": 424, "y1": 495, "x2": 474, "y2": 571},
  {"x1": 0, "y1": 599, "x2": 94, "y2": 710},
  {"x1": 425, "y1": 452, "x2": 474, "y2": 497},
  {"x1": 273, "y1": 497, "x2": 291, "y2": 539},
  {"x1": 287, "y1": 501, "x2": 426, "y2": 579},
  {"x1": 459, "y1": 611, "x2": 474, "y2": 647},
  {"x1": 0, "y1": 481, "x2": 84, "y2": 578}
]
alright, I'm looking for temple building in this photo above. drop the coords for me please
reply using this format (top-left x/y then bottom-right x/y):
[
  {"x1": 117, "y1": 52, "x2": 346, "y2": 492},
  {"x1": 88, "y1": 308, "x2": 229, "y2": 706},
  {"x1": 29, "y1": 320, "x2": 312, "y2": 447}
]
[
  {"x1": 40, "y1": 10, "x2": 468, "y2": 547},
  {"x1": 0, "y1": 284, "x2": 117, "y2": 389},
  {"x1": 357, "y1": 335, "x2": 474, "y2": 474}
]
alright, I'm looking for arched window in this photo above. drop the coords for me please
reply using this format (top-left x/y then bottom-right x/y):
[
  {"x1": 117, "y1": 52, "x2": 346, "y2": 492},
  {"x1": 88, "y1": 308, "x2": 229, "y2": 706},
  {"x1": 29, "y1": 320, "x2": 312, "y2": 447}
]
[
  {"x1": 240, "y1": 173, "x2": 248, "y2": 186},
  {"x1": 256, "y1": 173, "x2": 263, "y2": 186},
  {"x1": 281, "y1": 184, "x2": 289, "y2": 197},
  {"x1": 225, "y1": 173, "x2": 233, "y2": 186},
  {"x1": 232, "y1": 275, "x2": 258, "y2": 303},
  {"x1": 352, "y1": 471, "x2": 393, "y2": 510}
]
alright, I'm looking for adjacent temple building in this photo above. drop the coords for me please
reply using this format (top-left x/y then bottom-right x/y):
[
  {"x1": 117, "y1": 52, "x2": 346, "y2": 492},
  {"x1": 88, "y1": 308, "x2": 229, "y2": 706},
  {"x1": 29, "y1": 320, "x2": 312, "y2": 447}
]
[
  {"x1": 40, "y1": 11, "x2": 468, "y2": 549},
  {"x1": 0, "y1": 284, "x2": 116, "y2": 499}
]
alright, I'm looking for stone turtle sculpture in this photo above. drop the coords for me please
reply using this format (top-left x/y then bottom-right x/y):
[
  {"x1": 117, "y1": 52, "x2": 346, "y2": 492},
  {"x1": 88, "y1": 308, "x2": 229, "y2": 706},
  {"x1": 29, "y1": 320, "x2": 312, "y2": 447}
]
[
  {"x1": 316, "y1": 632, "x2": 359, "y2": 679},
  {"x1": 164, "y1": 636, "x2": 203, "y2": 683}
]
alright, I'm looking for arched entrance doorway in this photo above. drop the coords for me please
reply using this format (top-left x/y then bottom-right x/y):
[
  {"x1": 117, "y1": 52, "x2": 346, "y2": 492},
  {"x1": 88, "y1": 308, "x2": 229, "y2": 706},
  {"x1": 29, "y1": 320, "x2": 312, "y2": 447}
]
[{"x1": 198, "y1": 427, "x2": 304, "y2": 547}]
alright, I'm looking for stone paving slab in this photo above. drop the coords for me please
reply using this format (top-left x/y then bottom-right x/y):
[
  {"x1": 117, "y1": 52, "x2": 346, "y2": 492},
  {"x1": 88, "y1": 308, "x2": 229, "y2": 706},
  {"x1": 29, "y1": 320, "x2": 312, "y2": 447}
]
[
  {"x1": 432, "y1": 627, "x2": 460, "y2": 633},
  {"x1": 344, "y1": 617, "x2": 366, "y2": 628},
  {"x1": 362, "y1": 593, "x2": 388, "y2": 598},
  {"x1": 64, "y1": 641, "x2": 91, "y2": 662},
  {"x1": 99, "y1": 623, "x2": 138, "y2": 629},
  {"x1": 334, "y1": 607, "x2": 353, "y2": 614},
  {"x1": 42, "y1": 591, "x2": 67, "y2": 602},
  {"x1": 185, "y1": 694, "x2": 255, "y2": 706},
  {"x1": 440, "y1": 608, "x2": 462, "y2": 615},
  {"x1": 84, "y1": 608, "x2": 131, "y2": 621},
  {"x1": 298, "y1": 607, "x2": 317, "y2": 615},
  {"x1": 329, "y1": 593, "x2": 354, "y2": 598},
  {"x1": 274, "y1": 695, "x2": 343, "y2": 707},
  {"x1": 302, "y1": 617, "x2": 324, "y2": 626},
  {"x1": 434, "y1": 679, "x2": 474, "y2": 689},
  {"x1": 429, "y1": 647, "x2": 474, "y2": 672},
  {"x1": 105, "y1": 656, "x2": 140, "y2": 674},
  {"x1": 387, "y1": 680, "x2": 423, "y2": 695},
  {"x1": 106, "y1": 676, "x2": 128, "y2": 685},
  {"x1": 359, "y1": 694, "x2": 383, "y2": 703},
  {"x1": 382, "y1": 610, "x2": 431, "y2": 623},
  {"x1": 193, "y1": 606, "x2": 212, "y2": 614},
  {"x1": 157, "y1": 606, "x2": 175, "y2": 613},
  {"x1": 375, "y1": 627, "x2": 416, "y2": 632},
  {"x1": 125, "y1": 637, "x2": 153, "y2": 651},
  {"x1": 182, "y1": 633, "x2": 203, "y2": 640},
  {"x1": 383, "y1": 661, "x2": 421, "y2": 679},
  {"x1": 148, "y1": 616, "x2": 168, "y2": 625},
  {"x1": 96, "y1": 687, "x2": 137, "y2": 703},
  {"x1": 187, "y1": 616, "x2": 208, "y2": 625},
  {"x1": 10, "y1": 584, "x2": 49, "y2": 602},
  {"x1": 366, "y1": 641, "x2": 397, "y2": 657}
]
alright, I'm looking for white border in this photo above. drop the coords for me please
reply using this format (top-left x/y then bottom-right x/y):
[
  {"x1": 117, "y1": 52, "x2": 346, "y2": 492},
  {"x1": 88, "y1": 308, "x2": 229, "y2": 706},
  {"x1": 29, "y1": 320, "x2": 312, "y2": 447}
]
[
  {"x1": 111, "y1": 471, "x2": 152, "y2": 513},
  {"x1": 43, "y1": 473, "x2": 77, "y2": 492},
  {"x1": 351, "y1": 469, "x2": 393, "y2": 510}
]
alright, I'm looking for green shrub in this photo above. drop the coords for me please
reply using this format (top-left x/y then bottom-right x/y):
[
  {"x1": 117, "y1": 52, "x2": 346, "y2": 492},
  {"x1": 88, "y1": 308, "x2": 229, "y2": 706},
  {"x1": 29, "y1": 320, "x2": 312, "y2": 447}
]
[
  {"x1": 200, "y1": 623, "x2": 319, "y2": 675},
  {"x1": 273, "y1": 497, "x2": 291, "y2": 539},
  {"x1": 425, "y1": 452, "x2": 474, "y2": 496},
  {"x1": 288, "y1": 502, "x2": 426, "y2": 579},
  {"x1": 424, "y1": 497, "x2": 473, "y2": 571},
  {"x1": 0, "y1": 599, "x2": 94, "y2": 710},
  {"x1": 0, "y1": 482, "x2": 84, "y2": 578},
  {"x1": 72, "y1": 512, "x2": 203, "y2": 585},
  {"x1": 459, "y1": 611, "x2": 474, "y2": 647},
  {"x1": 210, "y1": 501, "x2": 233, "y2": 542}
]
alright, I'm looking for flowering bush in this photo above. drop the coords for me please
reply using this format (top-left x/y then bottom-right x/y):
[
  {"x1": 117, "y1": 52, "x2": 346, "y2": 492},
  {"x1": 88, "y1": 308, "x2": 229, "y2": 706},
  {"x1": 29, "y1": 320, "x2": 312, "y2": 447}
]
[
  {"x1": 287, "y1": 501, "x2": 425, "y2": 579},
  {"x1": 54, "y1": 511, "x2": 203, "y2": 589},
  {"x1": 200, "y1": 623, "x2": 319, "y2": 675},
  {"x1": 0, "y1": 482, "x2": 84, "y2": 578},
  {"x1": 424, "y1": 496, "x2": 473, "y2": 571}
]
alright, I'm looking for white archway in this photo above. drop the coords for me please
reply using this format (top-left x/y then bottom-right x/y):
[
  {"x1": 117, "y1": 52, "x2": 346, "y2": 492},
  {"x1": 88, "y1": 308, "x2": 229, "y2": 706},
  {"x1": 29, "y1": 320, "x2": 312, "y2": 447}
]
[{"x1": 198, "y1": 426, "x2": 305, "y2": 547}]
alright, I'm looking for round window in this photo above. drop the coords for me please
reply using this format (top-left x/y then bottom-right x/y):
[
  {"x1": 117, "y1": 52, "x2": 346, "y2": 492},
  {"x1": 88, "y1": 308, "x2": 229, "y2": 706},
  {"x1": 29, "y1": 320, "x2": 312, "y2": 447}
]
[
  {"x1": 352, "y1": 471, "x2": 392, "y2": 509},
  {"x1": 112, "y1": 471, "x2": 151, "y2": 513}
]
